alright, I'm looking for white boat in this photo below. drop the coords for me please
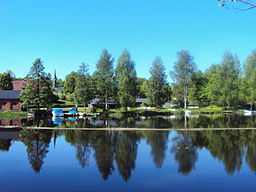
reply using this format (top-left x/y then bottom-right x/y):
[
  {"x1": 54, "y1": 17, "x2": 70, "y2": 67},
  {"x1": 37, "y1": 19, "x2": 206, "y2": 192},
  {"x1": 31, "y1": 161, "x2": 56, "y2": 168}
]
[
  {"x1": 244, "y1": 110, "x2": 255, "y2": 114},
  {"x1": 243, "y1": 110, "x2": 256, "y2": 116}
]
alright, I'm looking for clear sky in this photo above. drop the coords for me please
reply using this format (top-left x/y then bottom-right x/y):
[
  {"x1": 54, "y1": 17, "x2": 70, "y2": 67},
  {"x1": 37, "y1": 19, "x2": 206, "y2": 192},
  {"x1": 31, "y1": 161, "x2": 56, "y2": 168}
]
[{"x1": 0, "y1": 0, "x2": 255, "y2": 81}]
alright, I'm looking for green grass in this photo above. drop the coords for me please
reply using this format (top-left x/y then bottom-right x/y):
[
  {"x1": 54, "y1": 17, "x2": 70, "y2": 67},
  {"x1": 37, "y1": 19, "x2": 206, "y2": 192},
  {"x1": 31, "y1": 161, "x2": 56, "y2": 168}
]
[
  {"x1": 0, "y1": 111, "x2": 27, "y2": 118},
  {"x1": 52, "y1": 100, "x2": 84, "y2": 108},
  {"x1": 109, "y1": 107, "x2": 172, "y2": 113},
  {"x1": 172, "y1": 105, "x2": 225, "y2": 114}
]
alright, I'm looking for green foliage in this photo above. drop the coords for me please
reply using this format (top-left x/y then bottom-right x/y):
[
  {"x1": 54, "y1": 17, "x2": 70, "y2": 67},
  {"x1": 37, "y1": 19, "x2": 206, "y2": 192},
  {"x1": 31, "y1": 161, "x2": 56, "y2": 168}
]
[
  {"x1": 243, "y1": 50, "x2": 256, "y2": 108},
  {"x1": 65, "y1": 93, "x2": 74, "y2": 102},
  {"x1": 93, "y1": 49, "x2": 117, "y2": 110},
  {"x1": 206, "y1": 52, "x2": 240, "y2": 107},
  {"x1": 59, "y1": 93, "x2": 66, "y2": 100},
  {"x1": 20, "y1": 58, "x2": 57, "y2": 110},
  {"x1": 136, "y1": 77, "x2": 147, "y2": 98},
  {"x1": 171, "y1": 50, "x2": 196, "y2": 108},
  {"x1": 0, "y1": 72, "x2": 13, "y2": 90},
  {"x1": 63, "y1": 72, "x2": 78, "y2": 94},
  {"x1": 115, "y1": 50, "x2": 137, "y2": 110},
  {"x1": 188, "y1": 71, "x2": 209, "y2": 106},
  {"x1": 0, "y1": 111, "x2": 27, "y2": 118},
  {"x1": 147, "y1": 57, "x2": 171, "y2": 107},
  {"x1": 74, "y1": 63, "x2": 94, "y2": 108}
]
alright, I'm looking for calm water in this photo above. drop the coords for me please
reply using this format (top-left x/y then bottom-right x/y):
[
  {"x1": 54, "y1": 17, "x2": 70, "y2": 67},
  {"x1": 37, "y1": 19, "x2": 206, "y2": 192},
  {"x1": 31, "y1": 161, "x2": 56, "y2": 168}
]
[{"x1": 1, "y1": 114, "x2": 256, "y2": 192}]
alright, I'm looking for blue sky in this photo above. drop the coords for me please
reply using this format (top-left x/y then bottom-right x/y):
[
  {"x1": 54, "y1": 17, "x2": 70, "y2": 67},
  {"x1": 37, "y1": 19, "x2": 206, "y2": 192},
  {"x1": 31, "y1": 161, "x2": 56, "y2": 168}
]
[{"x1": 0, "y1": 0, "x2": 255, "y2": 81}]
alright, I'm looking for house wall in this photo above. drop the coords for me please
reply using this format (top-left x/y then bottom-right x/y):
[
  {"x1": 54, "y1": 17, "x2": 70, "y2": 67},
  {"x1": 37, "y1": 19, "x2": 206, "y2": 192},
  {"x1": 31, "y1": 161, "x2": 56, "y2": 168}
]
[
  {"x1": 12, "y1": 80, "x2": 27, "y2": 90},
  {"x1": 0, "y1": 99, "x2": 21, "y2": 111},
  {"x1": 0, "y1": 119, "x2": 22, "y2": 126}
]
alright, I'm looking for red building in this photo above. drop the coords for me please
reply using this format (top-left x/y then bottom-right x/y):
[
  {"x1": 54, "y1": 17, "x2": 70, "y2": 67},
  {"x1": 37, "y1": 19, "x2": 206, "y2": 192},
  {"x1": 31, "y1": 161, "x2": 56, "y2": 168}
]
[
  {"x1": 12, "y1": 80, "x2": 27, "y2": 90},
  {"x1": 0, "y1": 90, "x2": 22, "y2": 111}
]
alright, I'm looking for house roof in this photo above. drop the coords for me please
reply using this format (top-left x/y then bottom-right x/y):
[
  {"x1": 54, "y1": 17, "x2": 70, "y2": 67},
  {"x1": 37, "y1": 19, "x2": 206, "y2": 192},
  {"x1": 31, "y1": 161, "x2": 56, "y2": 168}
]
[
  {"x1": 0, "y1": 90, "x2": 21, "y2": 99},
  {"x1": 136, "y1": 98, "x2": 147, "y2": 103},
  {"x1": 89, "y1": 98, "x2": 117, "y2": 105}
]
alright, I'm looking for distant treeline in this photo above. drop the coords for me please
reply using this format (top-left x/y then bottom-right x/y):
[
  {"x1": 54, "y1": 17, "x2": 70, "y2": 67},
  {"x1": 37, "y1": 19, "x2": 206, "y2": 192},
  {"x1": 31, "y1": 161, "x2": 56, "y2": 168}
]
[{"x1": 1, "y1": 49, "x2": 256, "y2": 109}]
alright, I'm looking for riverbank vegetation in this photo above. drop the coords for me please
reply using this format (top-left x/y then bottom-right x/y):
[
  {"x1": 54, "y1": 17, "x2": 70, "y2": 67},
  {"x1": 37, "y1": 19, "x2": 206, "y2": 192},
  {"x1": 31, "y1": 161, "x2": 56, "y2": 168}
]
[
  {"x1": 2, "y1": 49, "x2": 256, "y2": 114},
  {"x1": 0, "y1": 111, "x2": 27, "y2": 118}
]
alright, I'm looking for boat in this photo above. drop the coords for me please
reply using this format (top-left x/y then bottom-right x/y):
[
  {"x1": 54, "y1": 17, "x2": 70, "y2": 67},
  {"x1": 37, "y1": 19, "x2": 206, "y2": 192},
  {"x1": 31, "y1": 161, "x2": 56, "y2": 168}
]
[
  {"x1": 243, "y1": 110, "x2": 256, "y2": 116},
  {"x1": 52, "y1": 108, "x2": 64, "y2": 117},
  {"x1": 52, "y1": 117, "x2": 64, "y2": 125}
]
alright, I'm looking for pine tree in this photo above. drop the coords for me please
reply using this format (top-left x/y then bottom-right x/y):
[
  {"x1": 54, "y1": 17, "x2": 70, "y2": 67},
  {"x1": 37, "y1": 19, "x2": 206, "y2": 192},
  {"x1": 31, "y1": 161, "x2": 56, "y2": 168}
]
[
  {"x1": 115, "y1": 50, "x2": 137, "y2": 110},
  {"x1": 147, "y1": 57, "x2": 171, "y2": 107},
  {"x1": 20, "y1": 58, "x2": 57, "y2": 110},
  {"x1": 74, "y1": 63, "x2": 94, "y2": 110},
  {"x1": 93, "y1": 49, "x2": 116, "y2": 111}
]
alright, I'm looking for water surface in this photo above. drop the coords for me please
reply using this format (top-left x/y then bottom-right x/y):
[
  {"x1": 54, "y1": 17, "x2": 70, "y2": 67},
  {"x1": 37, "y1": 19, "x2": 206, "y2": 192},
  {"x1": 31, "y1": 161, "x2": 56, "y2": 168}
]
[{"x1": 0, "y1": 114, "x2": 256, "y2": 192}]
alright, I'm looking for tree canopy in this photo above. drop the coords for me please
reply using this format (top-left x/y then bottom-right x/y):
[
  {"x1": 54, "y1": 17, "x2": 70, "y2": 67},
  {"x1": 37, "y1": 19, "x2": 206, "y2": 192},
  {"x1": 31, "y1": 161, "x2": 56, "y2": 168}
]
[
  {"x1": 115, "y1": 50, "x2": 137, "y2": 110},
  {"x1": 171, "y1": 50, "x2": 196, "y2": 108},
  {"x1": 20, "y1": 58, "x2": 57, "y2": 110},
  {"x1": 206, "y1": 52, "x2": 240, "y2": 107},
  {"x1": 74, "y1": 63, "x2": 94, "y2": 108},
  {"x1": 0, "y1": 72, "x2": 13, "y2": 90},
  {"x1": 93, "y1": 49, "x2": 116, "y2": 111},
  {"x1": 147, "y1": 57, "x2": 171, "y2": 107}
]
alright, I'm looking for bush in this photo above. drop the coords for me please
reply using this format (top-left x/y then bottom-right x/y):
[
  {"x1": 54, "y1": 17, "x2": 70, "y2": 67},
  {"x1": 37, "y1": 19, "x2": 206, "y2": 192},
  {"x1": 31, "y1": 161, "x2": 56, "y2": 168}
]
[
  {"x1": 66, "y1": 93, "x2": 74, "y2": 102},
  {"x1": 87, "y1": 107, "x2": 97, "y2": 113},
  {"x1": 59, "y1": 94, "x2": 66, "y2": 100}
]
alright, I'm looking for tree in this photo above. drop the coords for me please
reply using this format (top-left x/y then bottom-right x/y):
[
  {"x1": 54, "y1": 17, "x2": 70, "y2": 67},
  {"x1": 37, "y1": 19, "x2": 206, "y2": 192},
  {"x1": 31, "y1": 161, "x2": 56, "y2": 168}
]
[
  {"x1": 147, "y1": 57, "x2": 171, "y2": 107},
  {"x1": 93, "y1": 49, "x2": 116, "y2": 111},
  {"x1": 136, "y1": 77, "x2": 147, "y2": 98},
  {"x1": 206, "y1": 52, "x2": 240, "y2": 107},
  {"x1": 20, "y1": 58, "x2": 57, "y2": 110},
  {"x1": 63, "y1": 72, "x2": 78, "y2": 94},
  {"x1": 218, "y1": 0, "x2": 256, "y2": 10},
  {"x1": 171, "y1": 50, "x2": 196, "y2": 109},
  {"x1": 243, "y1": 50, "x2": 256, "y2": 109},
  {"x1": 0, "y1": 72, "x2": 13, "y2": 90},
  {"x1": 115, "y1": 50, "x2": 137, "y2": 110},
  {"x1": 188, "y1": 71, "x2": 209, "y2": 106},
  {"x1": 74, "y1": 63, "x2": 94, "y2": 110}
]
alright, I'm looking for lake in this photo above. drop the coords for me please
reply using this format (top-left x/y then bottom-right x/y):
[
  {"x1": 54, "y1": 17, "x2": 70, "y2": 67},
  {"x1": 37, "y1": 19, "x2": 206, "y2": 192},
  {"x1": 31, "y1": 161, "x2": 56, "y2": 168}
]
[{"x1": 0, "y1": 114, "x2": 256, "y2": 192}]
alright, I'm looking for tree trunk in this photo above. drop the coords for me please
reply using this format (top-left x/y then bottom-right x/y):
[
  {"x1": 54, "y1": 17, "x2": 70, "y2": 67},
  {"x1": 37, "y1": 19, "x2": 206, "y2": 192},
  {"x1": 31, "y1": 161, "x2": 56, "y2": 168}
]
[
  {"x1": 105, "y1": 97, "x2": 108, "y2": 111},
  {"x1": 184, "y1": 86, "x2": 187, "y2": 109}
]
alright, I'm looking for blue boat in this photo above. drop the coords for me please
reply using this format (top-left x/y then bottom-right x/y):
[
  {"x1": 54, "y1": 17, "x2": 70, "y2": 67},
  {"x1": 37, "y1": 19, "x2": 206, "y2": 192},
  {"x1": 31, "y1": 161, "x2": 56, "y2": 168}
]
[{"x1": 52, "y1": 108, "x2": 64, "y2": 117}]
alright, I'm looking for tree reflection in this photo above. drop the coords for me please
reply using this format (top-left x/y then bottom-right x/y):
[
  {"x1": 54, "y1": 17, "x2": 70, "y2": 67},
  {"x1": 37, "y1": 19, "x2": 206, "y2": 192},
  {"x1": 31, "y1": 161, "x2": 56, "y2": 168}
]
[
  {"x1": 0, "y1": 139, "x2": 12, "y2": 151},
  {"x1": 65, "y1": 130, "x2": 91, "y2": 168},
  {"x1": 20, "y1": 129, "x2": 52, "y2": 173},
  {"x1": 115, "y1": 131, "x2": 140, "y2": 181},
  {"x1": 91, "y1": 131, "x2": 115, "y2": 180},
  {"x1": 171, "y1": 132, "x2": 198, "y2": 175},
  {"x1": 10, "y1": 114, "x2": 256, "y2": 179},
  {"x1": 147, "y1": 131, "x2": 169, "y2": 168}
]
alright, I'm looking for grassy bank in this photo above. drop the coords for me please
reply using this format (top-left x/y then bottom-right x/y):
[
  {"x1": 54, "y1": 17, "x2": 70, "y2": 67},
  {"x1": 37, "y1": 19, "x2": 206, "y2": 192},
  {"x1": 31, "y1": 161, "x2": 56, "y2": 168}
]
[
  {"x1": 108, "y1": 108, "x2": 173, "y2": 118},
  {"x1": 0, "y1": 111, "x2": 27, "y2": 118},
  {"x1": 172, "y1": 105, "x2": 224, "y2": 114}
]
